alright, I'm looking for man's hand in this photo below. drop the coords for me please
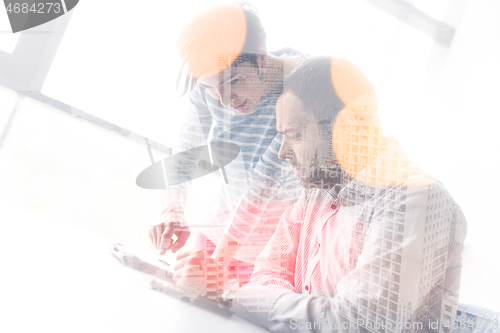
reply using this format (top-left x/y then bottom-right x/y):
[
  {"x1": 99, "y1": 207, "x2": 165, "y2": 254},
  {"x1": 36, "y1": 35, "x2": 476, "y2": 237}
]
[
  {"x1": 173, "y1": 249, "x2": 212, "y2": 299},
  {"x1": 149, "y1": 221, "x2": 190, "y2": 255}
]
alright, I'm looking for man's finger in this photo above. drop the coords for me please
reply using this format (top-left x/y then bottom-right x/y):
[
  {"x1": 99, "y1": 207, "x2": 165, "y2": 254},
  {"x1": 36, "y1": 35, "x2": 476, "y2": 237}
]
[
  {"x1": 155, "y1": 224, "x2": 164, "y2": 250},
  {"x1": 171, "y1": 230, "x2": 190, "y2": 253},
  {"x1": 160, "y1": 234, "x2": 172, "y2": 251},
  {"x1": 160, "y1": 222, "x2": 175, "y2": 251},
  {"x1": 175, "y1": 249, "x2": 195, "y2": 263},
  {"x1": 148, "y1": 229, "x2": 155, "y2": 248},
  {"x1": 173, "y1": 251, "x2": 204, "y2": 271},
  {"x1": 173, "y1": 257, "x2": 184, "y2": 272},
  {"x1": 173, "y1": 266, "x2": 203, "y2": 281}
]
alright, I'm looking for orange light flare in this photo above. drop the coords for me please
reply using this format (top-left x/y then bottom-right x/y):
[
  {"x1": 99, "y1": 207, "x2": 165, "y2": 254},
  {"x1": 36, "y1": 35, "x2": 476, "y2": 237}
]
[
  {"x1": 330, "y1": 58, "x2": 436, "y2": 187},
  {"x1": 176, "y1": 3, "x2": 247, "y2": 79}
]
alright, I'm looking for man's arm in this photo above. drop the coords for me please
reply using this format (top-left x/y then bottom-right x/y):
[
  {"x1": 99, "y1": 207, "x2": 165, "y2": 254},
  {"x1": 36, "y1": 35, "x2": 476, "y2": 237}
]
[
  {"x1": 150, "y1": 85, "x2": 213, "y2": 254},
  {"x1": 232, "y1": 181, "x2": 466, "y2": 333},
  {"x1": 228, "y1": 192, "x2": 304, "y2": 318},
  {"x1": 171, "y1": 190, "x2": 303, "y2": 299}
]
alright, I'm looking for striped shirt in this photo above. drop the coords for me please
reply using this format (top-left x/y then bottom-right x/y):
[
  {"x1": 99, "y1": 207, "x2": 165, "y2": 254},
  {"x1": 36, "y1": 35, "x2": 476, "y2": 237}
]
[{"x1": 165, "y1": 53, "x2": 305, "y2": 260}]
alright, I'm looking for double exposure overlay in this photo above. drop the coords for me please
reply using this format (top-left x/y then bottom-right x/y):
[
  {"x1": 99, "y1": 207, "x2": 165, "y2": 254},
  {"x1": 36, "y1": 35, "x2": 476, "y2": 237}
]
[
  {"x1": 231, "y1": 56, "x2": 467, "y2": 333},
  {"x1": 3, "y1": 0, "x2": 500, "y2": 332},
  {"x1": 144, "y1": 3, "x2": 493, "y2": 333}
]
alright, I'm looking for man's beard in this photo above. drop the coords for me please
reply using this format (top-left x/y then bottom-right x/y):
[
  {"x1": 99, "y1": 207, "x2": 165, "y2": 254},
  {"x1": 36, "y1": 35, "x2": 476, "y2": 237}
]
[{"x1": 300, "y1": 153, "x2": 344, "y2": 194}]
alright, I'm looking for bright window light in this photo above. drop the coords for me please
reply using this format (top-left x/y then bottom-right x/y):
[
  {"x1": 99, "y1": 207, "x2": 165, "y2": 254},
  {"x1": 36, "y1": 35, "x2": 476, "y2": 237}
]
[
  {"x1": 42, "y1": 0, "x2": 409, "y2": 149},
  {"x1": 414, "y1": 0, "x2": 452, "y2": 21},
  {"x1": 42, "y1": 0, "x2": 212, "y2": 148},
  {"x1": 0, "y1": 6, "x2": 20, "y2": 53}
]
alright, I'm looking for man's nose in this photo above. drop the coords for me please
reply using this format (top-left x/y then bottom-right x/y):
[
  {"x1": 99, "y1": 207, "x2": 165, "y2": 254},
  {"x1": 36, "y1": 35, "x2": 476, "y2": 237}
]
[{"x1": 278, "y1": 139, "x2": 293, "y2": 160}]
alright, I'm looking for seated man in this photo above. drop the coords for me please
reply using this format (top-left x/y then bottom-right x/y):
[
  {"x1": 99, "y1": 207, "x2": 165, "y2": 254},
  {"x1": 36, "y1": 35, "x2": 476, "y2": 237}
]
[{"x1": 230, "y1": 56, "x2": 467, "y2": 333}]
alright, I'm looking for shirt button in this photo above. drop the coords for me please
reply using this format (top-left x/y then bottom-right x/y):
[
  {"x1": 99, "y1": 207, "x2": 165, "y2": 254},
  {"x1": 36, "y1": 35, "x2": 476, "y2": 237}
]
[{"x1": 305, "y1": 285, "x2": 309, "y2": 291}]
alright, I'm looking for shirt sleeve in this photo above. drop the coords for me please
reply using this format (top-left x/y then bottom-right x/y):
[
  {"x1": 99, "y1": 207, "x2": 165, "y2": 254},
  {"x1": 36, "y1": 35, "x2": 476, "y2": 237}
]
[
  {"x1": 232, "y1": 180, "x2": 466, "y2": 333},
  {"x1": 249, "y1": 192, "x2": 306, "y2": 290},
  {"x1": 161, "y1": 85, "x2": 213, "y2": 224},
  {"x1": 231, "y1": 192, "x2": 304, "y2": 326}
]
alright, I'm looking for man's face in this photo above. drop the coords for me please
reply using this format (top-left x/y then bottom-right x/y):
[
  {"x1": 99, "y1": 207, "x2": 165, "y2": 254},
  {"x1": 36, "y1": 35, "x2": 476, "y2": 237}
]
[
  {"x1": 198, "y1": 61, "x2": 266, "y2": 115},
  {"x1": 277, "y1": 92, "x2": 336, "y2": 188}
]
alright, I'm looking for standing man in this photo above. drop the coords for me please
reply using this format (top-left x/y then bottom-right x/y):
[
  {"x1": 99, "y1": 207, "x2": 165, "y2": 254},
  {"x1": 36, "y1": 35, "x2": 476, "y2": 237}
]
[{"x1": 149, "y1": 2, "x2": 304, "y2": 292}]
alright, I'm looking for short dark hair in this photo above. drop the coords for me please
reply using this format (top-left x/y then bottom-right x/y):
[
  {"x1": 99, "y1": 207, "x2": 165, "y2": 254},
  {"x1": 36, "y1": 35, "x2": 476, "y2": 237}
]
[
  {"x1": 238, "y1": 2, "x2": 267, "y2": 59},
  {"x1": 282, "y1": 56, "x2": 345, "y2": 133},
  {"x1": 176, "y1": 1, "x2": 267, "y2": 96}
]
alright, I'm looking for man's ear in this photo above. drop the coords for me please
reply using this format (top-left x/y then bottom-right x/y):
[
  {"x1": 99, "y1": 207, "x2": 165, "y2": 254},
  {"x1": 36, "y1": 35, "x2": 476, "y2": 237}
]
[{"x1": 256, "y1": 41, "x2": 268, "y2": 72}]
